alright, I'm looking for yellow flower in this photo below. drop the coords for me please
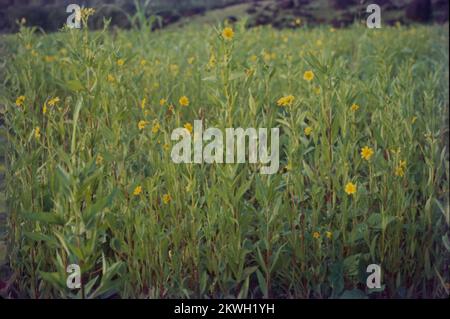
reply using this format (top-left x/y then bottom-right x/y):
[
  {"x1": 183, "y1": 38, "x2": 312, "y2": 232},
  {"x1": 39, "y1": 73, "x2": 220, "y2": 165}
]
[
  {"x1": 179, "y1": 96, "x2": 189, "y2": 107},
  {"x1": 141, "y1": 97, "x2": 147, "y2": 109},
  {"x1": 395, "y1": 166, "x2": 405, "y2": 177},
  {"x1": 222, "y1": 27, "x2": 234, "y2": 41},
  {"x1": 96, "y1": 154, "x2": 103, "y2": 165},
  {"x1": 170, "y1": 64, "x2": 179, "y2": 75},
  {"x1": 276, "y1": 95, "x2": 295, "y2": 107},
  {"x1": 350, "y1": 103, "x2": 360, "y2": 112},
  {"x1": 390, "y1": 148, "x2": 401, "y2": 155},
  {"x1": 304, "y1": 126, "x2": 313, "y2": 136},
  {"x1": 325, "y1": 231, "x2": 333, "y2": 239},
  {"x1": 48, "y1": 97, "x2": 60, "y2": 107},
  {"x1": 15, "y1": 95, "x2": 25, "y2": 107},
  {"x1": 34, "y1": 127, "x2": 40, "y2": 139},
  {"x1": 303, "y1": 70, "x2": 314, "y2": 81},
  {"x1": 138, "y1": 120, "x2": 149, "y2": 130},
  {"x1": 208, "y1": 54, "x2": 216, "y2": 68},
  {"x1": 159, "y1": 98, "x2": 167, "y2": 106},
  {"x1": 295, "y1": 18, "x2": 301, "y2": 26},
  {"x1": 133, "y1": 186, "x2": 142, "y2": 196},
  {"x1": 117, "y1": 58, "x2": 125, "y2": 66},
  {"x1": 152, "y1": 121, "x2": 160, "y2": 134},
  {"x1": 107, "y1": 74, "x2": 115, "y2": 83},
  {"x1": 285, "y1": 162, "x2": 292, "y2": 172},
  {"x1": 162, "y1": 193, "x2": 172, "y2": 204},
  {"x1": 360, "y1": 146, "x2": 374, "y2": 161},
  {"x1": 313, "y1": 86, "x2": 321, "y2": 95},
  {"x1": 395, "y1": 160, "x2": 407, "y2": 177},
  {"x1": 313, "y1": 231, "x2": 320, "y2": 239},
  {"x1": 44, "y1": 55, "x2": 55, "y2": 63},
  {"x1": 399, "y1": 160, "x2": 407, "y2": 168},
  {"x1": 80, "y1": 7, "x2": 95, "y2": 19},
  {"x1": 42, "y1": 102, "x2": 47, "y2": 115},
  {"x1": 140, "y1": 59, "x2": 147, "y2": 66},
  {"x1": 184, "y1": 122, "x2": 193, "y2": 134},
  {"x1": 263, "y1": 51, "x2": 272, "y2": 63},
  {"x1": 345, "y1": 182, "x2": 357, "y2": 195}
]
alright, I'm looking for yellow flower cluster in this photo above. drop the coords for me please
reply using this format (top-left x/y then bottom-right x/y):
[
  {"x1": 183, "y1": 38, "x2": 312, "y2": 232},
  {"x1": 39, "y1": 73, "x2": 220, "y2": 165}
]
[
  {"x1": 152, "y1": 121, "x2": 160, "y2": 134},
  {"x1": 184, "y1": 123, "x2": 193, "y2": 134},
  {"x1": 276, "y1": 95, "x2": 295, "y2": 107},
  {"x1": 179, "y1": 96, "x2": 189, "y2": 107},
  {"x1": 15, "y1": 95, "x2": 25, "y2": 107},
  {"x1": 162, "y1": 193, "x2": 172, "y2": 204},
  {"x1": 222, "y1": 27, "x2": 234, "y2": 41},
  {"x1": 303, "y1": 70, "x2": 314, "y2": 81},
  {"x1": 350, "y1": 103, "x2": 360, "y2": 112},
  {"x1": 138, "y1": 120, "x2": 149, "y2": 130},
  {"x1": 395, "y1": 160, "x2": 407, "y2": 177},
  {"x1": 312, "y1": 231, "x2": 333, "y2": 239},
  {"x1": 34, "y1": 127, "x2": 41, "y2": 139},
  {"x1": 360, "y1": 146, "x2": 374, "y2": 161},
  {"x1": 133, "y1": 186, "x2": 142, "y2": 196},
  {"x1": 345, "y1": 182, "x2": 357, "y2": 195},
  {"x1": 304, "y1": 126, "x2": 313, "y2": 136},
  {"x1": 81, "y1": 8, "x2": 96, "y2": 20},
  {"x1": 48, "y1": 96, "x2": 60, "y2": 106}
]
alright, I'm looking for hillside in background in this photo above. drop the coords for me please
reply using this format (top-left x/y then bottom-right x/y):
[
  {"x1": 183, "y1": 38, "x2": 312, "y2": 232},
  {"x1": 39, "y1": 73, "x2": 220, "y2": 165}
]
[{"x1": 0, "y1": 0, "x2": 448, "y2": 32}]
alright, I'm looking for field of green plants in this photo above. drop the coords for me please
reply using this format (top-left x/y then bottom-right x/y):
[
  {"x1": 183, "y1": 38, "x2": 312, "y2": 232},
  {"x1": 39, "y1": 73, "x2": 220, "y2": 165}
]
[{"x1": 0, "y1": 15, "x2": 449, "y2": 298}]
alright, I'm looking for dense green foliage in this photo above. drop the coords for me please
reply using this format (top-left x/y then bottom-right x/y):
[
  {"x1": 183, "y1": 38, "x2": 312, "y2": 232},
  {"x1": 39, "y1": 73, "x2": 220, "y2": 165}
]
[{"x1": 1, "y1": 19, "x2": 449, "y2": 298}]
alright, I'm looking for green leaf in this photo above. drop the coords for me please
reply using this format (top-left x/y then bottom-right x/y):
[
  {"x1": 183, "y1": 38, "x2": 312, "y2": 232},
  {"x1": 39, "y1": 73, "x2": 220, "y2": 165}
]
[
  {"x1": 343, "y1": 254, "x2": 362, "y2": 277},
  {"x1": 21, "y1": 212, "x2": 65, "y2": 225},
  {"x1": 66, "y1": 80, "x2": 84, "y2": 92},
  {"x1": 82, "y1": 189, "x2": 118, "y2": 228},
  {"x1": 256, "y1": 269, "x2": 268, "y2": 298},
  {"x1": 71, "y1": 97, "x2": 83, "y2": 157},
  {"x1": 23, "y1": 231, "x2": 59, "y2": 247},
  {"x1": 329, "y1": 261, "x2": 344, "y2": 297},
  {"x1": 39, "y1": 271, "x2": 66, "y2": 290}
]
